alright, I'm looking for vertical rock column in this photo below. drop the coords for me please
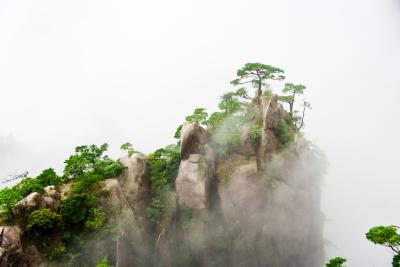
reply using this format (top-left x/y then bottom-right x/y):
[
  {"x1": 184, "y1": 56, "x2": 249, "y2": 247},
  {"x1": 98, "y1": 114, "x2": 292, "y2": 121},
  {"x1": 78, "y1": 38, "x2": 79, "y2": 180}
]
[{"x1": 175, "y1": 122, "x2": 216, "y2": 266}]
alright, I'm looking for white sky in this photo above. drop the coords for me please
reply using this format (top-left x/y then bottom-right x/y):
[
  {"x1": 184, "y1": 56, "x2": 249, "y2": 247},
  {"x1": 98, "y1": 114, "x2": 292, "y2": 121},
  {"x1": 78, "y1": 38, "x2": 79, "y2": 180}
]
[{"x1": 1, "y1": 0, "x2": 400, "y2": 265}]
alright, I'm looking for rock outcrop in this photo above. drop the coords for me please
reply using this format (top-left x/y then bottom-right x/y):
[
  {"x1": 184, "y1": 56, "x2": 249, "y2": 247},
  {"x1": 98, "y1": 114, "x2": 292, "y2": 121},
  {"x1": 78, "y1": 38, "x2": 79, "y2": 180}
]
[
  {"x1": 176, "y1": 122, "x2": 215, "y2": 210},
  {"x1": 15, "y1": 193, "x2": 46, "y2": 216},
  {"x1": 0, "y1": 95, "x2": 324, "y2": 267},
  {"x1": 257, "y1": 95, "x2": 284, "y2": 170},
  {"x1": 118, "y1": 154, "x2": 151, "y2": 214},
  {"x1": 180, "y1": 122, "x2": 207, "y2": 160},
  {"x1": 0, "y1": 226, "x2": 23, "y2": 267}
]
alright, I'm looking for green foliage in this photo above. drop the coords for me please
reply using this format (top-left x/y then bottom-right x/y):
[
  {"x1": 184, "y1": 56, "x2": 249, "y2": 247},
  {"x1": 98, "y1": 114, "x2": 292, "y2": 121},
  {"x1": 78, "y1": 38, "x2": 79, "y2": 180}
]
[
  {"x1": 231, "y1": 62, "x2": 285, "y2": 104},
  {"x1": 366, "y1": 226, "x2": 400, "y2": 267},
  {"x1": 366, "y1": 226, "x2": 400, "y2": 252},
  {"x1": 85, "y1": 208, "x2": 106, "y2": 230},
  {"x1": 71, "y1": 173, "x2": 104, "y2": 195},
  {"x1": 174, "y1": 124, "x2": 183, "y2": 139},
  {"x1": 248, "y1": 124, "x2": 262, "y2": 145},
  {"x1": 93, "y1": 157, "x2": 125, "y2": 179},
  {"x1": 278, "y1": 95, "x2": 294, "y2": 105},
  {"x1": 26, "y1": 209, "x2": 62, "y2": 235},
  {"x1": 180, "y1": 206, "x2": 195, "y2": 230},
  {"x1": 274, "y1": 119, "x2": 294, "y2": 149},
  {"x1": 0, "y1": 188, "x2": 22, "y2": 216},
  {"x1": 13, "y1": 178, "x2": 42, "y2": 197},
  {"x1": 96, "y1": 257, "x2": 114, "y2": 267},
  {"x1": 185, "y1": 108, "x2": 209, "y2": 126},
  {"x1": 393, "y1": 254, "x2": 400, "y2": 267},
  {"x1": 63, "y1": 143, "x2": 109, "y2": 180},
  {"x1": 281, "y1": 83, "x2": 306, "y2": 114},
  {"x1": 263, "y1": 175, "x2": 279, "y2": 189},
  {"x1": 45, "y1": 245, "x2": 66, "y2": 261},
  {"x1": 325, "y1": 257, "x2": 347, "y2": 267},
  {"x1": 147, "y1": 144, "x2": 181, "y2": 192},
  {"x1": 36, "y1": 168, "x2": 62, "y2": 187},
  {"x1": 146, "y1": 197, "x2": 166, "y2": 224},
  {"x1": 60, "y1": 194, "x2": 96, "y2": 224},
  {"x1": 9, "y1": 168, "x2": 62, "y2": 205},
  {"x1": 211, "y1": 115, "x2": 244, "y2": 155},
  {"x1": 218, "y1": 88, "x2": 250, "y2": 116},
  {"x1": 120, "y1": 142, "x2": 136, "y2": 156},
  {"x1": 208, "y1": 112, "x2": 225, "y2": 130}
]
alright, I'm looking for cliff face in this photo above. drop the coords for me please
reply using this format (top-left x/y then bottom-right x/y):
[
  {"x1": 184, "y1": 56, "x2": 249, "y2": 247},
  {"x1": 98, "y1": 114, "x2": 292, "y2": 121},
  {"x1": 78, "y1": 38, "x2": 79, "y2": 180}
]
[{"x1": 0, "y1": 96, "x2": 325, "y2": 267}]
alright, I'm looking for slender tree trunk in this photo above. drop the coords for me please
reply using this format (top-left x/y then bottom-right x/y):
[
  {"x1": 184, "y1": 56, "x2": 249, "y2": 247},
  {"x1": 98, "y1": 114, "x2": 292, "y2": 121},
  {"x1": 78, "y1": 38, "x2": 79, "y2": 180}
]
[
  {"x1": 9, "y1": 208, "x2": 14, "y2": 218},
  {"x1": 256, "y1": 79, "x2": 262, "y2": 106},
  {"x1": 299, "y1": 104, "x2": 307, "y2": 130},
  {"x1": 290, "y1": 92, "x2": 296, "y2": 114}
]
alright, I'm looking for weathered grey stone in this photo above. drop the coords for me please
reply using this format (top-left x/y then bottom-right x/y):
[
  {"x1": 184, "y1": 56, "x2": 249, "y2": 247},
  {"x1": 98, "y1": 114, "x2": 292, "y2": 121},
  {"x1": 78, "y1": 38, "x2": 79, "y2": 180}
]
[
  {"x1": 118, "y1": 154, "x2": 151, "y2": 212},
  {"x1": 43, "y1": 196, "x2": 60, "y2": 212},
  {"x1": 15, "y1": 192, "x2": 46, "y2": 215},
  {"x1": 180, "y1": 122, "x2": 207, "y2": 160},
  {"x1": 43, "y1": 186, "x2": 59, "y2": 199},
  {"x1": 0, "y1": 226, "x2": 23, "y2": 267},
  {"x1": 175, "y1": 154, "x2": 209, "y2": 210}
]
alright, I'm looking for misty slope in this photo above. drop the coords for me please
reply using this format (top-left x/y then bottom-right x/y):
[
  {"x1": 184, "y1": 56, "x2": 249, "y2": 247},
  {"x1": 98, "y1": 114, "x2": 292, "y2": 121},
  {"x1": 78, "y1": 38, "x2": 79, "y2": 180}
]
[
  {"x1": 0, "y1": 64, "x2": 327, "y2": 267},
  {"x1": 0, "y1": 95, "x2": 326, "y2": 267}
]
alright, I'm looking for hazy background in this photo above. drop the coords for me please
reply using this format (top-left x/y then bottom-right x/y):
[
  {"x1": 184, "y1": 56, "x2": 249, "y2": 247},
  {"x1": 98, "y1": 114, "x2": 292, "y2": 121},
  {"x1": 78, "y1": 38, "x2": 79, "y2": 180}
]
[{"x1": 1, "y1": 0, "x2": 399, "y2": 265}]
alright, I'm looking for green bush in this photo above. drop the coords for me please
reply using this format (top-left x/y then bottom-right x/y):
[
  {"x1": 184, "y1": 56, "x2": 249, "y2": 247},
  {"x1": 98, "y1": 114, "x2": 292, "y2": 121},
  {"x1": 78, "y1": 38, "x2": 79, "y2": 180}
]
[
  {"x1": 0, "y1": 188, "x2": 22, "y2": 217},
  {"x1": 60, "y1": 194, "x2": 96, "y2": 224},
  {"x1": 274, "y1": 119, "x2": 294, "y2": 148},
  {"x1": 13, "y1": 178, "x2": 43, "y2": 197},
  {"x1": 45, "y1": 245, "x2": 66, "y2": 261},
  {"x1": 180, "y1": 206, "x2": 195, "y2": 230},
  {"x1": 36, "y1": 168, "x2": 62, "y2": 187},
  {"x1": 248, "y1": 124, "x2": 262, "y2": 145},
  {"x1": 96, "y1": 257, "x2": 114, "y2": 267},
  {"x1": 146, "y1": 198, "x2": 166, "y2": 224},
  {"x1": 325, "y1": 257, "x2": 346, "y2": 267},
  {"x1": 85, "y1": 208, "x2": 106, "y2": 230},
  {"x1": 147, "y1": 144, "x2": 180, "y2": 192},
  {"x1": 26, "y1": 209, "x2": 62, "y2": 235},
  {"x1": 94, "y1": 158, "x2": 125, "y2": 179},
  {"x1": 71, "y1": 173, "x2": 103, "y2": 195}
]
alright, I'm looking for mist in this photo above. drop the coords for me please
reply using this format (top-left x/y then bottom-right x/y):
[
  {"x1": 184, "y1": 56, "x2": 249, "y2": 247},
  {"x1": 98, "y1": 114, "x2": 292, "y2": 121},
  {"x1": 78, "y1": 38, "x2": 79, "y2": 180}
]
[{"x1": 1, "y1": 0, "x2": 400, "y2": 265}]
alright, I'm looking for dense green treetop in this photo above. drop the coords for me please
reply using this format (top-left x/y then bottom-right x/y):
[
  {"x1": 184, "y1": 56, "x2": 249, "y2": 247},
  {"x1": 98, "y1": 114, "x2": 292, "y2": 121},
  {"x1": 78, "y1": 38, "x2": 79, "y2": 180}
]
[
  {"x1": 280, "y1": 82, "x2": 306, "y2": 114},
  {"x1": 325, "y1": 257, "x2": 347, "y2": 267},
  {"x1": 231, "y1": 62, "x2": 285, "y2": 105}
]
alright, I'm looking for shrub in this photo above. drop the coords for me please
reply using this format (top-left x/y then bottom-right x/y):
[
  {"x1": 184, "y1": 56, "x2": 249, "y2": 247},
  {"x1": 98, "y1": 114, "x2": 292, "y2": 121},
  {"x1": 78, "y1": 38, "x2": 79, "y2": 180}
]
[
  {"x1": 325, "y1": 257, "x2": 346, "y2": 267},
  {"x1": 174, "y1": 124, "x2": 183, "y2": 139},
  {"x1": 60, "y1": 194, "x2": 96, "y2": 224},
  {"x1": 13, "y1": 178, "x2": 43, "y2": 197},
  {"x1": 85, "y1": 208, "x2": 106, "y2": 230},
  {"x1": 96, "y1": 257, "x2": 114, "y2": 267},
  {"x1": 120, "y1": 142, "x2": 136, "y2": 156},
  {"x1": 45, "y1": 245, "x2": 66, "y2": 261},
  {"x1": 180, "y1": 206, "x2": 195, "y2": 230},
  {"x1": 147, "y1": 144, "x2": 180, "y2": 192},
  {"x1": 274, "y1": 119, "x2": 294, "y2": 148},
  {"x1": 0, "y1": 188, "x2": 22, "y2": 217},
  {"x1": 26, "y1": 209, "x2": 62, "y2": 235},
  {"x1": 146, "y1": 198, "x2": 166, "y2": 224},
  {"x1": 36, "y1": 168, "x2": 62, "y2": 187},
  {"x1": 71, "y1": 173, "x2": 104, "y2": 195},
  {"x1": 93, "y1": 158, "x2": 125, "y2": 179},
  {"x1": 248, "y1": 124, "x2": 262, "y2": 145},
  {"x1": 63, "y1": 143, "x2": 109, "y2": 180}
]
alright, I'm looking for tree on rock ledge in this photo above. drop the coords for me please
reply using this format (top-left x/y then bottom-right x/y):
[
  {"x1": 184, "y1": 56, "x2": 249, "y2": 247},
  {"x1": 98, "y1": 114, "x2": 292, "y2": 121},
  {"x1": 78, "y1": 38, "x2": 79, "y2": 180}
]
[{"x1": 231, "y1": 62, "x2": 285, "y2": 105}]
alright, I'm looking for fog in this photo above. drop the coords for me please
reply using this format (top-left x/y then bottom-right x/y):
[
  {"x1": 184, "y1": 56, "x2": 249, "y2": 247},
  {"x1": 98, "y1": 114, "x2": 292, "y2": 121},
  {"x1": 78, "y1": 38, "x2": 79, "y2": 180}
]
[{"x1": 1, "y1": 0, "x2": 400, "y2": 265}]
